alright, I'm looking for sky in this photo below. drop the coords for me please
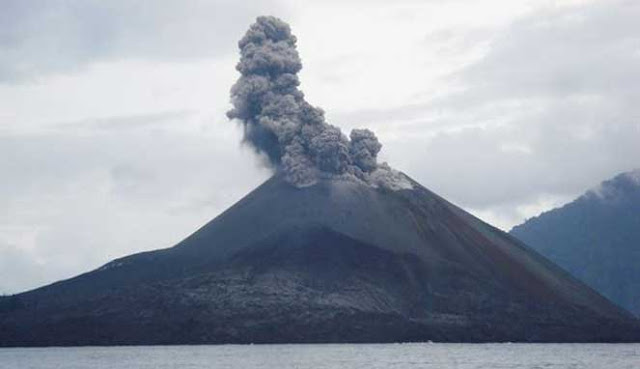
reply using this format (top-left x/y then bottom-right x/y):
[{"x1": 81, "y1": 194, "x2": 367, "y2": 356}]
[{"x1": 1, "y1": 0, "x2": 639, "y2": 294}]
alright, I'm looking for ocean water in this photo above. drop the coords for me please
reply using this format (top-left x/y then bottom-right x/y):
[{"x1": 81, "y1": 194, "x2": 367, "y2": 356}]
[{"x1": 1, "y1": 343, "x2": 639, "y2": 369}]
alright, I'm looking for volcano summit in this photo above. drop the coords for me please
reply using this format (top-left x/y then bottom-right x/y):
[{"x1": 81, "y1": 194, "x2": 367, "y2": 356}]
[{"x1": 0, "y1": 17, "x2": 638, "y2": 346}]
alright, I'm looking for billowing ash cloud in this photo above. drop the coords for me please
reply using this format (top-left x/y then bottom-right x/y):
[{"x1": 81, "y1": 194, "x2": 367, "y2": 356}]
[{"x1": 228, "y1": 16, "x2": 411, "y2": 190}]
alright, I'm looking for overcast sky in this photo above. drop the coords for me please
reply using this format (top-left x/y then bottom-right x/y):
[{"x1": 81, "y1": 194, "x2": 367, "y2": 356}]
[{"x1": 2, "y1": 0, "x2": 639, "y2": 294}]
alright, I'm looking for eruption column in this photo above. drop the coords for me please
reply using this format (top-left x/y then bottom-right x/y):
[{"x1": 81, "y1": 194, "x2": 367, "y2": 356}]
[{"x1": 227, "y1": 16, "x2": 411, "y2": 190}]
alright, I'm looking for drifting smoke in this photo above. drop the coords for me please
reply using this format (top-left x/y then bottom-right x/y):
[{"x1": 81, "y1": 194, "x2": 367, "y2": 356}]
[{"x1": 228, "y1": 16, "x2": 411, "y2": 190}]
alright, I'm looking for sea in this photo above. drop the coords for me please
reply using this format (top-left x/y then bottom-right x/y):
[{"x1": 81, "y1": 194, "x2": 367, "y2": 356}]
[{"x1": 1, "y1": 343, "x2": 639, "y2": 368}]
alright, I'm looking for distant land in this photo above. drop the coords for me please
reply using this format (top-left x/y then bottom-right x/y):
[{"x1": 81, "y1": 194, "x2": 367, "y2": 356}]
[{"x1": 511, "y1": 169, "x2": 640, "y2": 317}]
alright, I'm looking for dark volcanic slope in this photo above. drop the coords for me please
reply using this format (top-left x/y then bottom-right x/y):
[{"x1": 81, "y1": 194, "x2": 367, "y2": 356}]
[
  {"x1": 1, "y1": 174, "x2": 638, "y2": 346},
  {"x1": 511, "y1": 169, "x2": 640, "y2": 317}
]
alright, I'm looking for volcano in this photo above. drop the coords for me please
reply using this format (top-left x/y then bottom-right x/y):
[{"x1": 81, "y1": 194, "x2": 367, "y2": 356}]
[
  {"x1": 1, "y1": 16, "x2": 639, "y2": 346},
  {"x1": 1, "y1": 174, "x2": 639, "y2": 346}
]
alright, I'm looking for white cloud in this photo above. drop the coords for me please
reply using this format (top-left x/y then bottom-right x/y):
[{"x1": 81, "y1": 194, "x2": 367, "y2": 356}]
[
  {"x1": 0, "y1": 0, "x2": 284, "y2": 82},
  {"x1": 0, "y1": 113, "x2": 270, "y2": 293},
  {"x1": 325, "y1": 0, "x2": 640, "y2": 228}
]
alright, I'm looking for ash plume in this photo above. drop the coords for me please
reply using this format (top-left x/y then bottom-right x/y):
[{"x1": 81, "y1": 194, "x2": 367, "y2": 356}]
[{"x1": 228, "y1": 16, "x2": 411, "y2": 189}]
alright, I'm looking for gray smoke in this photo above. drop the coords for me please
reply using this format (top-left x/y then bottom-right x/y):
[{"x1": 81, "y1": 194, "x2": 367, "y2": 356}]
[{"x1": 228, "y1": 16, "x2": 411, "y2": 190}]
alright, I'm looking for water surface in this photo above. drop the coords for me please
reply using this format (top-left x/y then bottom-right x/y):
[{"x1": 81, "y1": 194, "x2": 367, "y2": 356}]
[{"x1": 1, "y1": 343, "x2": 639, "y2": 368}]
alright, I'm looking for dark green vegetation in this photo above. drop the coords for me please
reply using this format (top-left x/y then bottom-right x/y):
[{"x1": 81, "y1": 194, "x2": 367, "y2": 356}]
[
  {"x1": 1, "y1": 174, "x2": 639, "y2": 346},
  {"x1": 511, "y1": 169, "x2": 640, "y2": 317}
]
